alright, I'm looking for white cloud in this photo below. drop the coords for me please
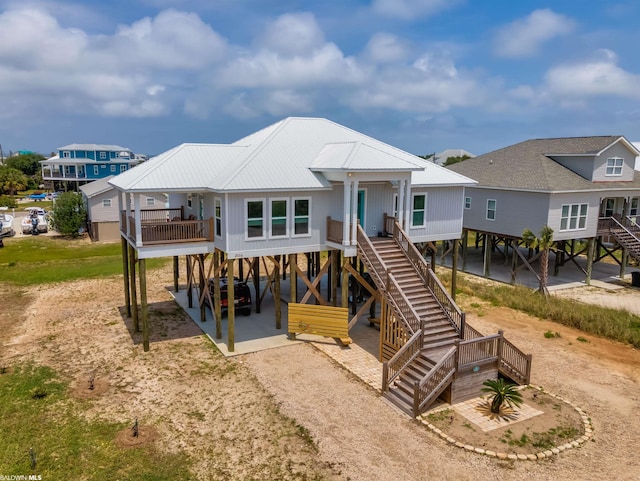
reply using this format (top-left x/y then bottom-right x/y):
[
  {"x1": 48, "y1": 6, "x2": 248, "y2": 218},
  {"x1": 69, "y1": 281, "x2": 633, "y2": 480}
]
[
  {"x1": 544, "y1": 49, "x2": 640, "y2": 99},
  {"x1": 364, "y1": 33, "x2": 409, "y2": 63},
  {"x1": 258, "y1": 12, "x2": 325, "y2": 56},
  {"x1": 494, "y1": 9, "x2": 576, "y2": 58},
  {"x1": 371, "y1": 0, "x2": 462, "y2": 20}
]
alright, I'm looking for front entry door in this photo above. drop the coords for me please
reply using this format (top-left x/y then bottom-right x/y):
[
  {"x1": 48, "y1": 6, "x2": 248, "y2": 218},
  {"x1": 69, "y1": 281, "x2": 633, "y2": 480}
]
[{"x1": 357, "y1": 189, "x2": 366, "y2": 230}]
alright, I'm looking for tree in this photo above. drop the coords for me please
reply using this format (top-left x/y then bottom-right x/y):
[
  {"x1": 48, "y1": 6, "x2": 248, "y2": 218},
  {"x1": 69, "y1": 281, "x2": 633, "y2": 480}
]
[
  {"x1": 481, "y1": 378, "x2": 524, "y2": 414},
  {"x1": 443, "y1": 155, "x2": 470, "y2": 166},
  {"x1": 0, "y1": 166, "x2": 29, "y2": 195},
  {"x1": 50, "y1": 192, "x2": 86, "y2": 237},
  {"x1": 522, "y1": 225, "x2": 554, "y2": 296},
  {"x1": 0, "y1": 195, "x2": 18, "y2": 208},
  {"x1": 6, "y1": 153, "x2": 45, "y2": 177}
]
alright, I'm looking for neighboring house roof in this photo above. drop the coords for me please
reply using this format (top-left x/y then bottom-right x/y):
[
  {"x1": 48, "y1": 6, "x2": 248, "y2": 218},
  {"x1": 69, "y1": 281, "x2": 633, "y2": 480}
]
[
  {"x1": 447, "y1": 136, "x2": 640, "y2": 192},
  {"x1": 110, "y1": 117, "x2": 476, "y2": 193},
  {"x1": 80, "y1": 176, "x2": 115, "y2": 198},
  {"x1": 430, "y1": 149, "x2": 475, "y2": 166},
  {"x1": 58, "y1": 143, "x2": 131, "y2": 152}
]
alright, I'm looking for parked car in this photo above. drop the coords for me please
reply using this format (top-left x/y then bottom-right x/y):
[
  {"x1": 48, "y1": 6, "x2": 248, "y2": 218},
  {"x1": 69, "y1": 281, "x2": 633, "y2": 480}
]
[{"x1": 206, "y1": 277, "x2": 252, "y2": 316}]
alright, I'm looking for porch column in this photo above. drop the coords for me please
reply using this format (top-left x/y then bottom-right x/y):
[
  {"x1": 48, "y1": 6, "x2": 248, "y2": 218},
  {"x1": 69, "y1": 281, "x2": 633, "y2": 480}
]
[
  {"x1": 121, "y1": 237, "x2": 131, "y2": 317},
  {"x1": 128, "y1": 243, "x2": 139, "y2": 332},
  {"x1": 397, "y1": 179, "x2": 405, "y2": 228},
  {"x1": 403, "y1": 179, "x2": 412, "y2": 232},
  {"x1": 351, "y1": 179, "x2": 359, "y2": 245},
  {"x1": 343, "y1": 181, "x2": 351, "y2": 245},
  {"x1": 133, "y1": 194, "x2": 143, "y2": 247}
]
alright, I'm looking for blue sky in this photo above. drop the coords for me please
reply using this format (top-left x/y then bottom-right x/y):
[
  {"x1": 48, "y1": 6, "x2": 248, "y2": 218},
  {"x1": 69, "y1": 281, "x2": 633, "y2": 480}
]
[{"x1": 1, "y1": 0, "x2": 639, "y2": 158}]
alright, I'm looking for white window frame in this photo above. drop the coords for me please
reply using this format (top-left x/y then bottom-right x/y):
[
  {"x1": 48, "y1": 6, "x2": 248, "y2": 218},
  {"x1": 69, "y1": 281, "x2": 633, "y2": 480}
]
[
  {"x1": 187, "y1": 194, "x2": 192, "y2": 209},
  {"x1": 269, "y1": 197, "x2": 289, "y2": 239},
  {"x1": 464, "y1": 196, "x2": 471, "y2": 209},
  {"x1": 146, "y1": 198, "x2": 155, "y2": 207},
  {"x1": 392, "y1": 193, "x2": 398, "y2": 218},
  {"x1": 246, "y1": 198, "x2": 266, "y2": 240},
  {"x1": 110, "y1": 165, "x2": 116, "y2": 172},
  {"x1": 605, "y1": 157, "x2": 623, "y2": 176},
  {"x1": 410, "y1": 193, "x2": 426, "y2": 228},
  {"x1": 120, "y1": 165, "x2": 127, "y2": 172},
  {"x1": 486, "y1": 199, "x2": 496, "y2": 221},
  {"x1": 560, "y1": 203, "x2": 588, "y2": 231},
  {"x1": 99, "y1": 151, "x2": 107, "y2": 160},
  {"x1": 630, "y1": 197, "x2": 639, "y2": 217},
  {"x1": 93, "y1": 165, "x2": 99, "y2": 176},
  {"x1": 214, "y1": 197, "x2": 222, "y2": 238},
  {"x1": 62, "y1": 151, "x2": 70, "y2": 158},
  {"x1": 102, "y1": 199, "x2": 112, "y2": 207},
  {"x1": 292, "y1": 197, "x2": 311, "y2": 237}
]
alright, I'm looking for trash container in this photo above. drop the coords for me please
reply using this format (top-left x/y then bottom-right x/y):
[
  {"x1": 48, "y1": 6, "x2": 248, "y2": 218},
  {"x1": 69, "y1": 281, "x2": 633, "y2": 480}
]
[{"x1": 632, "y1": 271, "x2": 640, "y2": 287}]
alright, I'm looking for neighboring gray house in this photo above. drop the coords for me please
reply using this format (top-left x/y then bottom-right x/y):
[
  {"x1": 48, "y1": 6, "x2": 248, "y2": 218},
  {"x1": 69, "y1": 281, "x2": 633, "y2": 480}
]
[
  {"x1": 448, "y1": 136, "x2": 640, "y2": 281},
  {"x1": 80, "y1": 176, "x2": 165, "y2": 242}
]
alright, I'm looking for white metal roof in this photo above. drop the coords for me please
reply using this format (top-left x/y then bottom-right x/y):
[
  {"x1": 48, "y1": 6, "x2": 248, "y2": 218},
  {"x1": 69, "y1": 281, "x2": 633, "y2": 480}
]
[
  {"x1": 411, "y1": 163, "x2": 476, "y2": 187},
  {"x1": 110, "y1": 117, "x2": 476, "y2": 192},
  {"x1": 79, "y1": 176, "x2": 115, "y2": 198},
  {"x1": 58, "y1": 143, "x2": 131, "y2": 152}
]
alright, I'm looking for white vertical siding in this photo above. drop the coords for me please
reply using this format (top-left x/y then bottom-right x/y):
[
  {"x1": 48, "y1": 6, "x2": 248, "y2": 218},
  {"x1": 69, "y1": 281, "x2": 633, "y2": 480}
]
[{"x1": 408, "y1": 186, "x2": 466, "y2": 242}]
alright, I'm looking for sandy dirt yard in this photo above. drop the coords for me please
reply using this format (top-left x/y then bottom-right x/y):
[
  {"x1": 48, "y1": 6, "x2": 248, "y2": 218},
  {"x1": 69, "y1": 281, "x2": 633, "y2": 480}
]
[{"x1": 2, "y1": 262, "x2": 640, "y2": 481}]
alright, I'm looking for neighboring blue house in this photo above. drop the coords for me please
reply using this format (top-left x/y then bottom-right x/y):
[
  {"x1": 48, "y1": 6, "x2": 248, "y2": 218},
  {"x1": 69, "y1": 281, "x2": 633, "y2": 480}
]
[{"x1": 41, "y1": 144, "x2": 142, "y2": 188}]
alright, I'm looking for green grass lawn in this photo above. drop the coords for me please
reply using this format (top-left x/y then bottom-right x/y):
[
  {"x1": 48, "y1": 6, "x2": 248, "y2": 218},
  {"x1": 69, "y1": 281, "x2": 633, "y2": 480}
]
[
  {"x1": 0, "y1": 364, "x2": 192, "y2": 479},
  {"x1": 0, "y1": 237, "x2": 167, "y2": 285}
]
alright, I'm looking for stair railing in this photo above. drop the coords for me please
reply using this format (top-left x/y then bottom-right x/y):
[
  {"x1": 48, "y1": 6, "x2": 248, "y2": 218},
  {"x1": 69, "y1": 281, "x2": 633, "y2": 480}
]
[
  {"x1": 356, "y1": 225, "x2": 388, "y2": 288},
  {"x1": 387, "y1": 273, "x2": 422, "y2": 333},
  {"x1": 382, "y1": 320, "x2": 425, "y2": 391},
  {"x1": 389, "y1": 220, "x2": 466, "y2": 334},
  {"x1": 413, "y1": 345, "x2": 457, "y2": 415},
  {"x1": 499, "y1": 335, "x2": 533, "y2": 385}
]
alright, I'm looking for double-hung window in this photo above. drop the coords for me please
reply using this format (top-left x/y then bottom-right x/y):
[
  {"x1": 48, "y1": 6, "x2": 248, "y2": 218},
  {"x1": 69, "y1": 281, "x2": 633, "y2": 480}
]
[
  {"x1": 464, "y1": 197, "x2": 471, "y2": 209},
  {"x1": 102, "y1": 199, "x2": 111, "y2": 207},
  {"x1": 606, "y1": 157, "x2": 623, "y2": 176},
  {"x1": 411, "y1": 194, "x2": 426, "y2": 228},
  {"x1": 247, "y1": 199, "x2": 265, "y2": 239},
  {"x1": 93, "y1": 166, "x2": 99, "y2": 176},
  {"x1": 560, "y1": 203, "x2": 588, "y2": 231},
  {"x1": 630, "y1": 198, "x2": 639, "y2": 217},
  {"x1": 293, "y1": 198, "x2": 310, "y2": 236},
  {"x1": 486, "y1": 199, "x2": 496, "y2": 221},
  {"x1": 214, "y1": 198, "x2": 222, "y2": 237},
  {"x1": 146, "y1": 198, "x2": 155, "y2": 207},
  {"x1": 270, "y1": 199, "x2": 288, "y2": 238}
]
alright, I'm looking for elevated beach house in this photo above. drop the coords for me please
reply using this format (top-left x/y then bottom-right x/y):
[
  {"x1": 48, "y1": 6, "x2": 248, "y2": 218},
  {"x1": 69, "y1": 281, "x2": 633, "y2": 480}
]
[
  {"x1": 110, "y1": 117, "x2": 532, "y2": 415},
  {"x1": 447, "y1": 136, "x2": 640, "y2": 284},
  {"x1": 41, "y1": 144, "x2": 142, "y2": 189}
]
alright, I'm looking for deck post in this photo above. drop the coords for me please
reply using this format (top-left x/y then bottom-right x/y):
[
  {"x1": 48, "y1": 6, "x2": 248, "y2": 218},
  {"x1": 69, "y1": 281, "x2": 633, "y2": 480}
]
[
  {"x1": 620, "y1": 249, "x2": 628, "y2": 279},
  {"x1": 173, "y1": 256, "x2": 179, "y2": 292},
  {"x1": 341, "y1": 256, "x2": 349, "y2": 310},
  {"x1": 199, "y1": 254, "x2": 206, "y2": 322},
  {"x1": 497, "y1": 330, "x2": 504, "y2": 363},
  {"x1": 451, "y1": 238, "x2": 459, "y2": 301},
  {"x1": 461, "y1": 229, "x2": 468, "y2": 271},
  {"x1": 290, "y1": 253, "x2": 297, "y2": 304},
  {"x1": 121, "y1": 237, "x2": 131, "y2": 317},
  {"x1": 253, "y1": 257, "x2": 261, "y2": 314},
  {"x1": 511, "y1": 239, "x2": 518, "y2": 284},
  {"x1": 483, "y1": 234, "x2": 492, "y2": 277},
  {"x1": 274, "y1": 258, "x2": 281, "y2": 329},
  {"x1": 128, "y1": 243, "x2": 139, "y2": 332},
  {"x1": 227, "y1": 258, "x2": 235, "y2": 352},
  {"x1": 331, "y1": 250, "x2": 338, "y2": 307},
  {"x1": 213, "y1": 251, "x2": 222, "y2": 339},
  {"x1": 585, "y1": 237, "x2": 595, "y2": 286},
  {"x1": 186, "y1": 255, "x2": 193, "y2": 308},
  {"x1": 139, "y1": 258, "x2": 149, "y2": 352},
  {"x1": 350, "y1": 257, "x2": 357, "y2": 315}
]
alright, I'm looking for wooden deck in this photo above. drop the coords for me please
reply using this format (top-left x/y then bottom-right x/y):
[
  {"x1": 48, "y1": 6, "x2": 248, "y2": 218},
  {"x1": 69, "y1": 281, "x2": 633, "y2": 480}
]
[{"x1": 121, "y1": 208, "x2": 214, "y2": 246}]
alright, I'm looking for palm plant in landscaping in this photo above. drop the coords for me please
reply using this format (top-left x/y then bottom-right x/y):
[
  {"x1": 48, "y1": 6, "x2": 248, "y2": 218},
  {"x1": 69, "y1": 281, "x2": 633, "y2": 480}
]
[{"x1": 481, "y1": 378, "x2": 524, "y2": 414}]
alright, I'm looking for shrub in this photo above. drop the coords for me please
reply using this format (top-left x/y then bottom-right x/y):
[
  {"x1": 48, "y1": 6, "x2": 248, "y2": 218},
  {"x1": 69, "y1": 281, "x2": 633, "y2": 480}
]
[
  {"x1": 481, "y1": 378, "x2": 524, "y2": 414},
  {"x1": 0, "y1": 195, "x2": 17, "y2": 208},
  {"x1": 49, "y1": 192, "x2": 86, "y2": 237}
]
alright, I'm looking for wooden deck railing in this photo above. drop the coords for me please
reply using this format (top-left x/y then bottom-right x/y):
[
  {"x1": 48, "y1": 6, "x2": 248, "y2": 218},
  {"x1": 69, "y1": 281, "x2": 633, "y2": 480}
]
[
  {"x1": 414, "y1": 346, "x2": 457, "y2": 415},
  {"x1": 326, "y1": 216, "x2": 346, "y2": 244},
  {"x1": 457, "y1": 334, "x2": 500, "y2": 369},
  {"x1": 356, "y1": 224, "x2": 388, "y2": 288},
  {"x1": 383, "y1": 213, "x2": 396, "y2": 236},
  {"x1": 389, "y1": 220, "x2": 465, "y2": 334},
  {"x1": 121, "y1": 209, "x2": 213, "y2": 245},
  {"x1": 382, "y1": 323, "x2": 424, "y2": 391},
  {"x1": 499, "y1": 335, "x2": 533, "y2": 385}
]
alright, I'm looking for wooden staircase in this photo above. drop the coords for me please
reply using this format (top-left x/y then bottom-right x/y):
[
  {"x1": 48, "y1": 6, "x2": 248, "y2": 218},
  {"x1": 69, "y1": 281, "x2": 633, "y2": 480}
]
[
  {"x1": 355, "y1": 220, "x2": 532, "y2": 417},
  {"x1": 608, "y1": 216, "x2": 640, "y2": 263},
  {"x1": 371, "y1": 238, "x2": 460, "y2": 352}
]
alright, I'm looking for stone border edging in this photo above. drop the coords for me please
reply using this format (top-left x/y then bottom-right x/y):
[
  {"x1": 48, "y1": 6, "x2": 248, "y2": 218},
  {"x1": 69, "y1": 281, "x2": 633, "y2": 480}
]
[{"x1": 419, "y1": 385, "x2": 594, "y2": 461}]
